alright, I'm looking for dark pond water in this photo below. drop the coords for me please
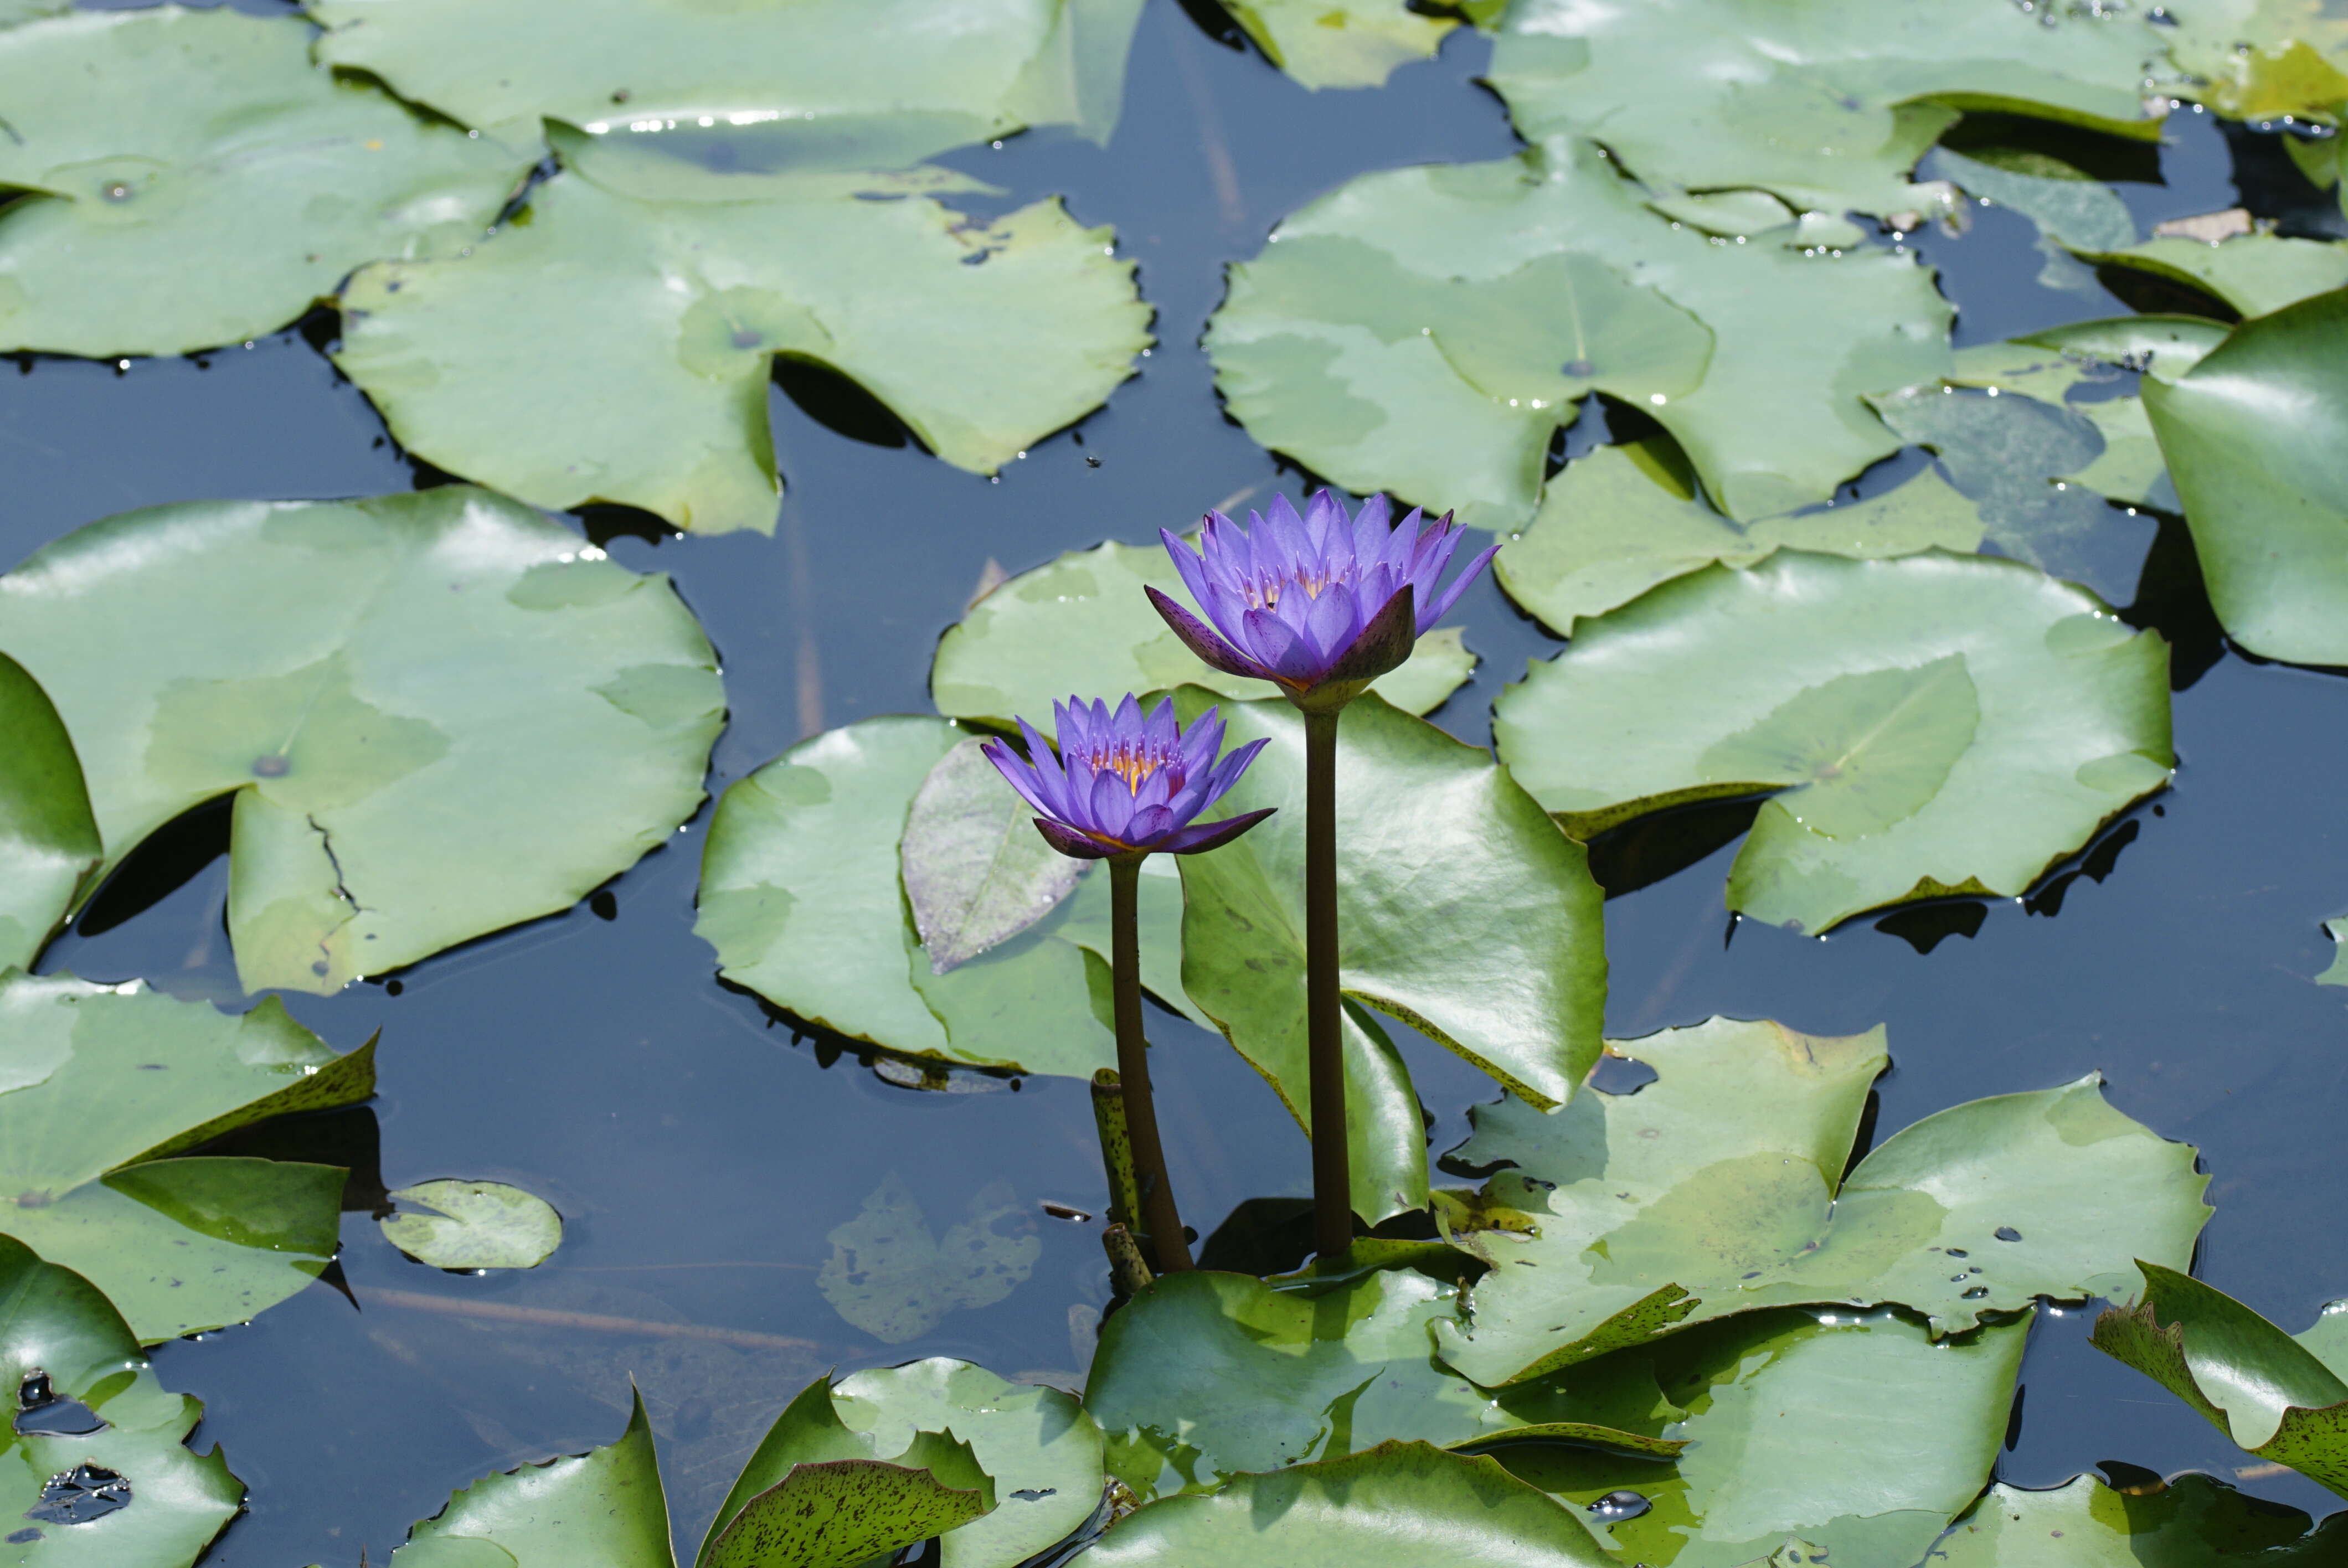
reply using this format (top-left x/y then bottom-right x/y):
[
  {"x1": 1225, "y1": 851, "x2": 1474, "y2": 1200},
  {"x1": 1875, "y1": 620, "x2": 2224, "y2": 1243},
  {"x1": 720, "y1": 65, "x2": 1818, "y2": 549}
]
[{"x1": 8, "y1": 1, "x2": 2348, "y2": 1558}]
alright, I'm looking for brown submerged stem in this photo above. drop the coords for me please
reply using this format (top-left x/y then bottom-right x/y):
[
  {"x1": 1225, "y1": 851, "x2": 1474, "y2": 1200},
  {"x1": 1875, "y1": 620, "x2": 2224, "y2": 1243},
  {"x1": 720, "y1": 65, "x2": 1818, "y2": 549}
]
[
  {"x1": 1303, "y1": 705, "x2": 1351, "y2": 1259},
  {"x1": 1109, "y1": 853, "x2": 1192, "y2": 1272}
]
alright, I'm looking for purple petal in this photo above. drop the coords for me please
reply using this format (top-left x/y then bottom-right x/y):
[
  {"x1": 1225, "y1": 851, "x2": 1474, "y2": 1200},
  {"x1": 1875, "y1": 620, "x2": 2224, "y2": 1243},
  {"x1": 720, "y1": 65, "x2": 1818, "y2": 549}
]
[
  {"x1": 1419, "y1": 538, "x2": 1500, "y2": 629},
  {"x1": 1159, "y1": 807, "x2": 1276, "y2": 855},
  {"x1": 1241, "y1": 606, "x2": 1325, "y2": 685},
  {"x1": 1161, "y1": 527, "x2": 1218, "y2": 613},
  {"x1": 1124, "y1": 803, "x2": 1177, "y2": 845},
  {"x1": 1177, "y1": 705, "x2": 1225, "y2": 779},
  {"x1": 1144, "y1": 694, "x2": 1180, "y2": 755},
  {"x1": 1321, "y1": 585, "x2": 1419, "y2": 688},
  {"x1": 1196, "y1": 736, "x2": 1270, "y2": 810},
  {"x1": 1146, "y1": 586, "x2": 1277, "y2": 683},
  {"x1": 1034, "y1": 817, "x2": 1115, "y2": 859},
  {"x1": 1015, "y1": 716, "x2": 1073, "y2": 819},
  {"x1": 1264, "y1": 494, "x2": 1314, "y2": 572},
  {"x1": 1089, "y1": 768, "x2": 1136, "y2": 839},
  {"x1": 1303, "y1": 580, "x2": 1363, "y2": 665},
  {"x1": 984, "y1": 737, "x2": 1058, "y2": 820}
]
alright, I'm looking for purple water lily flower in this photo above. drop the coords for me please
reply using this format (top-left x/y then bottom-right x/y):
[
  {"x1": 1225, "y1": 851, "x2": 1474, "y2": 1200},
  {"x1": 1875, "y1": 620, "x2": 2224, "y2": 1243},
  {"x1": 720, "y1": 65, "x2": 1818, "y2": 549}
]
[
  {"x1": 983, "y1": 694, "x2": 1273, "y2": 860},
  {"x1": 1149, "y1": 490, "x2": 1498, "y2": 711}
]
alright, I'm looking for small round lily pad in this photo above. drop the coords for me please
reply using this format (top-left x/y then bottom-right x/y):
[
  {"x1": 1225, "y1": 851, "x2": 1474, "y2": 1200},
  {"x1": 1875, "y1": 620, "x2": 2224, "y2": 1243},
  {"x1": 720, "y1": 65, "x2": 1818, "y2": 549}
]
[{"x1": 380, "y1": 1180, "x2": 563, "y2": 1271}]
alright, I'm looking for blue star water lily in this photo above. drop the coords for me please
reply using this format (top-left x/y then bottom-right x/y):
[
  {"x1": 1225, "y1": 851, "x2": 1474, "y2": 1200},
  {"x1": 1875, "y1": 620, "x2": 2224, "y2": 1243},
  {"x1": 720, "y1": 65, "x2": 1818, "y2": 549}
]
[
  {"x1": 983, "y1": 694, "x2": 1273, "y2": 860},
  {"x1": 1149, "y1": 490, "x2": 1499, "y2": 711}
]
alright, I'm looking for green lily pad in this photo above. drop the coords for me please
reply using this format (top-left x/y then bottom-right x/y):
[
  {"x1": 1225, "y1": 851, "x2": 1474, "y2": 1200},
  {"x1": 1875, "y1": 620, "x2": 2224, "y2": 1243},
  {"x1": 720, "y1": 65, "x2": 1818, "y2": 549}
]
[
  {"x1": 902, "y1": 739, "x2": 1086, "y2": 974},
  {"x1": 0, "y1": 7, "x2": 532, "y2": 358},
  {"x1": 379, "y1": 1180, "x2": 563, "y2": 1271},
  {"x1": 0, "y1": 1235, "x2": 245, "y2": 1568},
  {"x1": 2319, "y1": 919, "x2": 2348, "y2": 986},
  {"x1": 1496, "y1": 1306, "x2": 2030, "y2": 1568},
  {"x1": 699, "y1": 715, "x2": 1201, "y2": 1079},
  {"x1": 312, "y1": 0, "x2": 1140, "y2": 154},
  {"x1": 1170, "y1": 689, "x2": 1606, "y2": 1225},
  {"x1": 818, "y1": 1173, "x2": 1039, "y2": 1344},
  {"x1": 1938, "y1": 1472, "x2": 2348, "y2": 1563},
  {"x1": 702, "y1": 1373, "x2": 999, "y2": 1568},
  {"x1": 336, "y1": 156, "x2": 1148, "y2": 536},
  {"x1": 929, "y1": 541, "x2": 1476, "y2": 732},
  {"x1": 1492, "y1": 551, "x2": 2174, "y2": 933},
  {"x1": 1079, "y1": 1440, "x2": 1612, "y2": 1566},
  {"x1": 1492, "y1": 439, "x2": 1982, "y2": 636},
  {"x1": 2092, "y1": 1261, "x2": 2348, "y2": 1498},
  {"x1": 0, "y1": 652, "x2": 98, "y2": 973},
  {"x1": 1083, "y1": 1267, "x2": 1683, "y2": 1501},
  {"x1": 1217, "y1": 0, "x2": 1455, "y2": 90},
  {"x1": 2019, "y1": 315, "x2": 2233, "y2": 386},
  {"x1": 0, "y1": 972, "x2": 373, "y2": 1343},
  {"x1": 2140, "y1": 288, "x2": 2348, "y2": 667},
  {"x1": 1483, "y1": 0, "x2": 2166, "y2": 219},
  {"x1": 1923, "y1": 146, "x2": 2137, "y2": 255},
  {"x1": 2082, "y1": 235, "x2": 2348, "y2": 318},
  {"x1": 0, "y1": 488, "x2": 723, "y2": 994},
  {"x1": 832, "y1": 1360, "x2": 1103, "y2": 1568},
  {"x1": 2161, "y1": 0, "x2": 2348, "y2": 120},
  {"x1": 397, "y1": 1391, "x2": 676, "y2": 1568},
  {"x1": 1204, "y1": 138, "x2": 1951, "y2": 530},
  {"x1": 1432, "y1": 1017, "x2": 2209, "y2": 1387}
]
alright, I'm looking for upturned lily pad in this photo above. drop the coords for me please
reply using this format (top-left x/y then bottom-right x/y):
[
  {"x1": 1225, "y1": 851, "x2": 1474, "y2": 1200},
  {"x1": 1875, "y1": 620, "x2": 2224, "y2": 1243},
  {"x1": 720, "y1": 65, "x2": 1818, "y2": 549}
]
[
  {"x1": 1935, "y1": 1472, "x2": 2348, "y2": 1564},
  {"x1": 2140, "y1": 288, "x2": 2348, "y2": 667},
  {"x1": 1216, "y1": 0, "x2": 1455, "y2": 90},
  {"x1": 2082, "y1": 235, "x2": 2348, "y2": 318},
  {"x1": 1170, "y1": 690, "x2": 1606, "y2": 1226},
  {"x1": 929, "y1": 541, "x2": 1476, "y2": 731},
  {"x1": 1078, "y1": 1440, "x2": 1613, "y2": 1566},
  {"x1": 1493, "y1": 439, "x2": 1982, "y2": 636},
  {"x1": 1432, "y1": 1017, "x2": 2209, "y2": 1387},
  {"x1": 0, "y1": 652, "x2": 97, "y2": 972},
  {"x1": 1496, "y1": 1306, "x2": 2030, "y2": 1568},
  {"x1": 1493, "y1": 551, "x2": 2174, "y2": 933},
  {"x1": 0, "y1": 488, "x2": 722, "y2": 994},
  {"x1": 818, "y1": 1173, "x2": 1038, "y2": 1344},
  {"x1": 1083, "y1": 1267, "x2": 1682, "y2": 1500},
  {"x1": 311, "y1": 0, "x2": 1141, "y2": 154},
  {"x1": 0, "y1": 972, "x2": 373, "y2": 1343},
  {"x1": 379, "y1": 1180, "x2": 563, "y2": 1271},
  {"x1": 1204, "y1": 139, "x2": 1951, "y2": 530},
  {"x1": 2092, "y1": 1262, "x2": 2348, "y2": 1498},
  {"x1": 1483, "y1": 0, "x2": 2167, "y2": 219},
  {"x1": 397, "y1": 1392, "x2": 676, "y2": 1568},
  {"x1": 699, "y1": 715, "x2": 1199, "y2": 1079},
  {"x1": 336, "y1": 157, "x2": 1149, "y2": 535},
  {"x1": 701, "y1": 1373, "x2": 998, "y2": 1568},
  {"x1": 0, "y1": 7, "x2": 532, "y2": 358},
  {"x1": 0, "y1": 1236, "x2": 244, "y2": 1568}
]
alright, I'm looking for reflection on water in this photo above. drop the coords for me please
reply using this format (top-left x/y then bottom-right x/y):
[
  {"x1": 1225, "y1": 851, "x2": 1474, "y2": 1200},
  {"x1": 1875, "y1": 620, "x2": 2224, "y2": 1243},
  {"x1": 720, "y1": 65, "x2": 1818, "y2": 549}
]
[{"x1": 7, "y1": 0, "x2": 2348, "y2": 1557}]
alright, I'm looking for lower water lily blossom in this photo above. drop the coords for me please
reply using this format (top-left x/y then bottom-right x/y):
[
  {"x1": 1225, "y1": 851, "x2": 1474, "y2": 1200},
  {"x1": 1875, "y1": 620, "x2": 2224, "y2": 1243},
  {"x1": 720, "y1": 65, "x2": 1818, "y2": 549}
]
[{"x1": 984, "y1": 694, "x2": 1273, "y2": 860}]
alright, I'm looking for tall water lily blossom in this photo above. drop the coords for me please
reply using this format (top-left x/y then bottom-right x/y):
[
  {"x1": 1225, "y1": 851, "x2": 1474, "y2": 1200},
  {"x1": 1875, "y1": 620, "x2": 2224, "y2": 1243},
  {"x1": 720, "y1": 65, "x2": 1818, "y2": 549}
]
[
  {"x1": 1151, "y1": 488, "x2": 1491, "y2": 1260},
  {"x1": 985, "y1": 693, "x2": 1273, "y2": 1276},
  {"x1": 1149, "y1": 491, "x2": 1498, "y2": 713},
  {"x1": 983, "y1": 694, "x2": 1273, "y2": 860}
]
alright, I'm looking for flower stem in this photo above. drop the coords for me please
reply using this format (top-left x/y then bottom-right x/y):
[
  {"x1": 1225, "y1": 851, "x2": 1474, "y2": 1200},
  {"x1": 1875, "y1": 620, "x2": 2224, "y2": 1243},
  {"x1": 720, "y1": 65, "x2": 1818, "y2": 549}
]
[
  {"x1": 1109, "y1": 854, "x2": 1192, "y2": 1272},
  {"x1": 1302, "y1": 706, "x2": 1352, "y2": 1259}
]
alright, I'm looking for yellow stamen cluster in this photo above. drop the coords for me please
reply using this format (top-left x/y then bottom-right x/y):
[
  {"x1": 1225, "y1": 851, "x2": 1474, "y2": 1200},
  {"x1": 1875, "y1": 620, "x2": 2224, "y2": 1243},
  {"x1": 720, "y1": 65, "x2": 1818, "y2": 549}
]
[{"x1": 1090, "y1": 741, "x2": 1165, "y2": 791}]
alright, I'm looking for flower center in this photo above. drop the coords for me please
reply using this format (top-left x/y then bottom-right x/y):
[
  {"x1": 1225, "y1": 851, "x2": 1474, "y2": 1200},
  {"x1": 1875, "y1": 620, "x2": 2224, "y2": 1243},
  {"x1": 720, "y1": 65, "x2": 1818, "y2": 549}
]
[
  {"x1": 1248, "y1": 562, "x2": 1352, "y2": 611},
  {"x1": 1090, "y1": 741, "x2": 1171, "y2": 792}
]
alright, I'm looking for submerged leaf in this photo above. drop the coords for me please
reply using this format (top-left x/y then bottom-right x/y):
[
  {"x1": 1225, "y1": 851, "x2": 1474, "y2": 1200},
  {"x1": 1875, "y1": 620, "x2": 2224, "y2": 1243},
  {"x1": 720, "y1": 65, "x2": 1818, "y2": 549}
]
[
  {"x1": 1494, "y1": 551, "x2": 2173, "y2": 933},
  {"x1": 0, "y1": 488, "x2": 723, "y2": 994},
  {"x1": 1206, "y1": 140, "x2": 1950, "y2": 530},
  {"x1": 699, "y1": 716, "x2": 1196, "y2": 1078},
  {"x1": 818, "y1": 1173, "x2": 1039, "y2": 1344},
  {"x1": 1484, "y1": 0, "x2": 2167, "y2": 218},
  {"x1": 1935, "y1": 1472, "x2": 2348, "y2": 1564},
  {"x1": 929, "y1": 540, "x2": 1475, "y2": 733},
  {"x1": 397, "y1": 1391, "x2": 675, "y2": 1568},
  {"x1": 0, "y1": 972, "x2": 371, "y2": 1342},
  {"x1": 1433, "y1": 1017, "x2": 2208, "y2": 1387},
  {"x1": 1170, "y1": 690, "x2": 1606, "y2": 1225},
  {"x1": 337, "y1": 162, "x2": 1148, "y2": 535},
  {"x1": 0, "y1": 651, "x2": 99, "y2": 972},
  {"x1": 2140, "y1": 288, "x2": 2348, "y2": 667},
  {"x1": 903, "y1": 740, "x2": 1086, "y2": 974},
  {"x1": 379, "y1": 1180, "x2": 563, "y2": 1271},
  {"x1": 0, "y1": 1236, "x2": 244, "y2": 1568},
  {"x1": 0, "y1": 7, "x2": 532, "y2": 357},
  {"x1": 1083, "y1": 1268, "x2": 1680, "y2": 1501},
  {"x1": 1497, "y1": 1307, "x2": 2030, "y2": 1568},
  {"x1": 1080, "y1": 1440, "x2": 1613, "y2": 1565}
]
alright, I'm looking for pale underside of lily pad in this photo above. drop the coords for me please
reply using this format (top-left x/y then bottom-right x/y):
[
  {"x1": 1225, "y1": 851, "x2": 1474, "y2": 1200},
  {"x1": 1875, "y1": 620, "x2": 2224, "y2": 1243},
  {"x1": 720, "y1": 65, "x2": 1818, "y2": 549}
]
[
  {"x1": 1205, "y1": 138, "x2": 1952, "y2": 532},
  {"x1": 0, "y1": 6, "x2": 532, "y2": 358},
  {"x1": 1494, "y1": 550, "x2": 2174, "y2": 933},
  {"x1": 0, "y1": 487, "x2": 724, "y2": 993}
]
